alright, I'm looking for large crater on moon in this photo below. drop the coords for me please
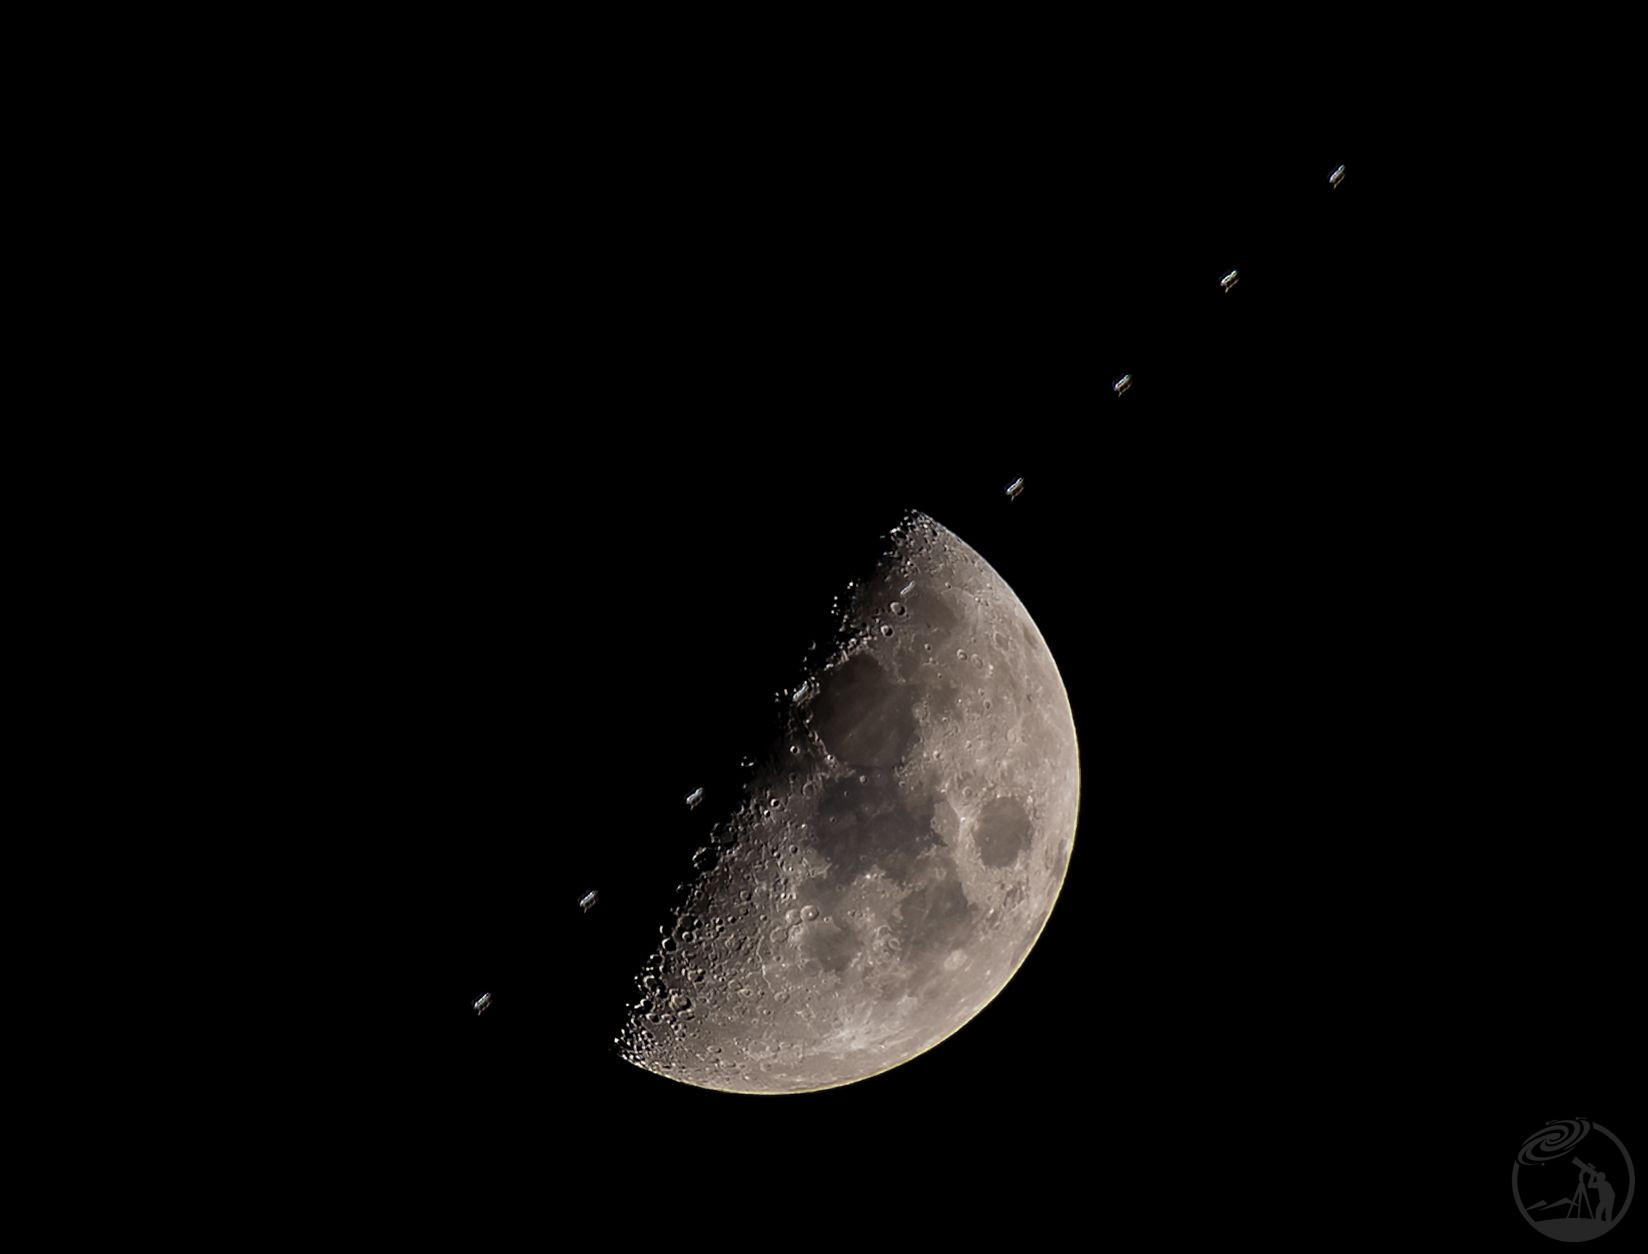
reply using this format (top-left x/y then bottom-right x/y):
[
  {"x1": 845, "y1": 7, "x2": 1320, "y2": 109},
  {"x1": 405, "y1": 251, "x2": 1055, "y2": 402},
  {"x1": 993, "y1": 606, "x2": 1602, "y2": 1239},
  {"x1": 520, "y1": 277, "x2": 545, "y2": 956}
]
[{"x1": 616, "y1": 510, "x2": 1080, "y2": 1093}]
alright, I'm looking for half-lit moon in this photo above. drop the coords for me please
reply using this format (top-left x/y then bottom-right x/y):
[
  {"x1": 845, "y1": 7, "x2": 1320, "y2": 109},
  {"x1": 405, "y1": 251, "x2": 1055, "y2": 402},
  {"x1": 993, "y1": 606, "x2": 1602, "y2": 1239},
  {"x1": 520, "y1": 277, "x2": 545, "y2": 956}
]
[{"x1": 618, "y1": 511, "x2": 1079, "y2": 1092}]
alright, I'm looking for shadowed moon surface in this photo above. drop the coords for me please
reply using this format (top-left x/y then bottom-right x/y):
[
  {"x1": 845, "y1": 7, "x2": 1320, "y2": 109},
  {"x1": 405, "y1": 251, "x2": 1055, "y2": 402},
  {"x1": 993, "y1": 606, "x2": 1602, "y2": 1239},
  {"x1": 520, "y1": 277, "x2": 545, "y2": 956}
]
[{"x1": 616, "y1": 511, "x2": 1080, "y2": 1093}]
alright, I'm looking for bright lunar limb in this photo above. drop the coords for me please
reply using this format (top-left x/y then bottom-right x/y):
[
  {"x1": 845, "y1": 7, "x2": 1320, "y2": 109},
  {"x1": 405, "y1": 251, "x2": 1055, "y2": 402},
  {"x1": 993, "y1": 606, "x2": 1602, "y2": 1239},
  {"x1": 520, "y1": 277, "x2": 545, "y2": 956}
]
[{"x1": 617, "y1": 511, "x2": 1080, "y2": 1093}]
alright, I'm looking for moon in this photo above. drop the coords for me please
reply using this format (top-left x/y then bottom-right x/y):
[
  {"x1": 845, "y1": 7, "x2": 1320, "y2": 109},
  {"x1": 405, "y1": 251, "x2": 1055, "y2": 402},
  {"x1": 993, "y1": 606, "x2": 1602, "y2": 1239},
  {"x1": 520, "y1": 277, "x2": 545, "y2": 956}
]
[{"x1": 617, "y1": 510, "x2": 1079, "y2": 1092}]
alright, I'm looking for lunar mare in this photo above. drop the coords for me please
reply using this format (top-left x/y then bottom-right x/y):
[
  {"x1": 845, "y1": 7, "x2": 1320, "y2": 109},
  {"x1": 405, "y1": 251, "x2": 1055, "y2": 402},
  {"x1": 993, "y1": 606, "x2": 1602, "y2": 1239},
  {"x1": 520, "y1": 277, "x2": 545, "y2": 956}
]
[{"x1": 617, "y1": 511, "x2": 1079, "y2": 1093}]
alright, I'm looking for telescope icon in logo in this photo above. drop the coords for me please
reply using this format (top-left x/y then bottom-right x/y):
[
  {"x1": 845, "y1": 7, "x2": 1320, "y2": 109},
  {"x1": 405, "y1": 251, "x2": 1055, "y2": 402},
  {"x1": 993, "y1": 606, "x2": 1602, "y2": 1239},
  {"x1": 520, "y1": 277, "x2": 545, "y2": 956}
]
[
  {"x1": 1513, "y1": 1119, "x2": 1633, "y2": 1242},
  {"x1": 1558, "y1": 1157, "x2": 1614, "y2": 1222}
]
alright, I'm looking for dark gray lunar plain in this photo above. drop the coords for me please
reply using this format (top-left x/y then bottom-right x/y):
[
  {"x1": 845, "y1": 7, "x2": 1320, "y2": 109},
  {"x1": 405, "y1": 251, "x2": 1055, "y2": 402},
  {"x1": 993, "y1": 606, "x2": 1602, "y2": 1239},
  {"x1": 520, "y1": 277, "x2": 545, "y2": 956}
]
[{"x1": 617, "y1": 512, "x2": 1080, "y2": 1092}]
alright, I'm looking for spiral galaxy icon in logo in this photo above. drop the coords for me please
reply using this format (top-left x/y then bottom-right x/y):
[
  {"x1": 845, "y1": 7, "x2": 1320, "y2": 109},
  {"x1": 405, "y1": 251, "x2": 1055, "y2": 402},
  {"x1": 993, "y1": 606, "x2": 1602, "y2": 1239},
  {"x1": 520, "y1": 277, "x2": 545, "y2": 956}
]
[{"x1": 1513, "y1": 1118, "x2": 1634, "y2": 1242}]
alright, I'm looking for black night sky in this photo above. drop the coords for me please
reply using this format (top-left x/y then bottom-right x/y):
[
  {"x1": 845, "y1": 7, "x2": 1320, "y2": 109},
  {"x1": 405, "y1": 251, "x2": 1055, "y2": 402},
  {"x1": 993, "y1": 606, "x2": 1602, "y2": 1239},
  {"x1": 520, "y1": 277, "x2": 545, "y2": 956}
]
[{"x1": 300, "y1": 76, "x2": 1634, "y2": 1241}]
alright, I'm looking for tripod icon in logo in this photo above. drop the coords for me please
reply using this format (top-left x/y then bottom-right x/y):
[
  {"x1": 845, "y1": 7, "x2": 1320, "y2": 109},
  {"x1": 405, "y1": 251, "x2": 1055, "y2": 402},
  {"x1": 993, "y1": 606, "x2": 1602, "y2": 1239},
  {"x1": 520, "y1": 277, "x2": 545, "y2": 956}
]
[{"x1": 1567, "y1": 1157, "x2": 1616, "y2": 1223}]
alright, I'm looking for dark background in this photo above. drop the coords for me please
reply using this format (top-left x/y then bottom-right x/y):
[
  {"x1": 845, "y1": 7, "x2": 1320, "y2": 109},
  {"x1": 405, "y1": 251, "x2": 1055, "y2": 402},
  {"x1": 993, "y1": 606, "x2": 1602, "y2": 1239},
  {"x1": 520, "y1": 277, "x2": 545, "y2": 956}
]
[{"x1": 283, "y1": 78, "x2": 1636, "y2": 1239}]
